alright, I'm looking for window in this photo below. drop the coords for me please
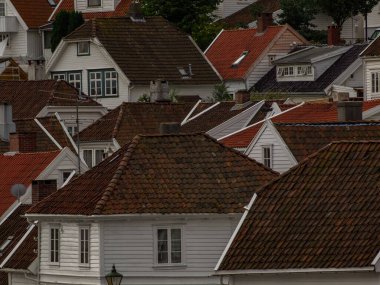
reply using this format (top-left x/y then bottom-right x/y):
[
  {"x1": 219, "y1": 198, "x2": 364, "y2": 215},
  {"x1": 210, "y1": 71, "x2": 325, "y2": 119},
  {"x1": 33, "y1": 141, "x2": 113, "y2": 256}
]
[
  {"x1": 68, "y1": 72, "x2": 82, "y2": 91},
  {"x1": 50, "y1": 226, "x2": 60, "y2": 264},
  {"x1": 77, "y1": 42, "x2": 90, "y2": 56},
  {"x1": 262, "y1": 145, "x2": 272, "y2": 168},
  {"x1": 88, "y1": 69, "x2": 118, "y2": 97},
  {"x1": 156, "y1": 227, "x2": 183, "y2": 265},
  {"x1": 278, "y1": 65, "x2": 313, "y2": 78},
  {"x1": 232, "y1": 51, "x2": 249, "y2": 67},
  {"x1": 0, "y1": 3, "x2": 5, "y2": 16},
  {"x1": 52, "y1": 73, "x2": 66, "y2": 80},
  {"x1": 0, "y1": 33, "x2": 10, "y2": 47},
  {"x1": 306, "y1": 65, "x2": 313, "y2": 75},
  {"x1": 67, "y1": 126, "x2": 78, "y2": 136},
  {"x1": 87, "y1": 0, "x2": 101, "y2": 7},
  {"x1": 83, "y1": 149, "x2": 105, "y2": 168},
  {"x1": 79, "y1": 227, "x2": 90, "y2": 265},
  {"x1": 372, "y1": 72, "x2": 380, "y2": 94},
  {"x1": 62, "y1": 171, "x2": 74, "y2": 184}
]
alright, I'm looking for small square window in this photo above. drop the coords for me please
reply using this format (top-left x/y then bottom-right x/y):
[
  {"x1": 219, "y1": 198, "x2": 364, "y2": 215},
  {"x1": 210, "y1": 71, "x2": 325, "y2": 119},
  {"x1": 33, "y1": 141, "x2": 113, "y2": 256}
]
[
  {"x1": 77, "y1": 42, "x2": 90, "y2": 56},
  {"x1": 87, "y1": 0, "x2": 101, "y2": 7}
]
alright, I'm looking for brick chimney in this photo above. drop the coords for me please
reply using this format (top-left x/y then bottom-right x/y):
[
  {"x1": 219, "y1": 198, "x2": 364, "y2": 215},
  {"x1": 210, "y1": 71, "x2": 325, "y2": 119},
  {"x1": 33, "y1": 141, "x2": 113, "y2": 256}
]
[
  {"x1": 9, "y1": 132, "x2": 36, "y2": 152},
  {"x1": 328, "y1": 25, "x2": 341, "y2": 46},
  {"x1": 32, "y1": 180, "x2": 57, "y2": 204},
  {"x1": 337, "y1": 101, "x2": 363, "y2": 121},
  {"x1": 257, "y1": 13, "x2": 273, "y2": 33}
]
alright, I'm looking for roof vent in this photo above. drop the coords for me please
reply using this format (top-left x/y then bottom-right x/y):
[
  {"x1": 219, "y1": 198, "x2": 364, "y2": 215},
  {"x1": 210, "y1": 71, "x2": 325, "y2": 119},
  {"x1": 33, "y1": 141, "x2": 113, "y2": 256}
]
[{"x1": 127, "y1": 0, "x2": 145, "y2": 22}]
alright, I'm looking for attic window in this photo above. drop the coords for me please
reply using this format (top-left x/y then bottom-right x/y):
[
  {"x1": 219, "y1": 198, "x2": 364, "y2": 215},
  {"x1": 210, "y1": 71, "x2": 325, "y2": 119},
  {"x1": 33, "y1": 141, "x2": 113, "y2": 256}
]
[
  {"x1": 232, "y1": 51, "x2": 249, "y2": 67},
  {"x1": 77, "y1": 42, "x2": 90, "y2": 56},
  {"x1": 88, "y1": 0, "x2": 101, "y2": 7},
  {"x1": 0, "y1": 236, "x2": 13, "y2": 252}
]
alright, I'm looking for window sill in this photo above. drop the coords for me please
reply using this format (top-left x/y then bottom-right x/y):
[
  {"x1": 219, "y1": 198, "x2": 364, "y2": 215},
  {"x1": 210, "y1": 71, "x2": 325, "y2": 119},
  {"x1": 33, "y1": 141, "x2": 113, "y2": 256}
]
[
  {"x1": 79, "y1": 265, "x2": 91, "y2": 270},
  {"x1": 152, "y1": 264, "x2": 187, "y2": 270},
  {"x1": 49, "y1": 263, "x2": 60, "y2": 268},
  {"x1": 89, "y1": 95, "x2": 119, "y2": 98}
]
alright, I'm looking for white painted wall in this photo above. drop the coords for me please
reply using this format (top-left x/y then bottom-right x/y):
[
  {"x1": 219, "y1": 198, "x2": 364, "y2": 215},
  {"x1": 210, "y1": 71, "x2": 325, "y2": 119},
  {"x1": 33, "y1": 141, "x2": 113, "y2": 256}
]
[
  {"x1": 8, "y1": 272, "x2": 36, "y2": 285},
  {"x1": 363, "y1": 58, "x2": 380, "y2": 100},
  {"x1": 27, "y1": 30, "x2": 43, "y2": 60},
  {"x1": 342, "y1": 65, "x2": 363, "y2": 89},
  {"x1": 215, "y1": 0, "x2": 256, "y2": 19},
  {"x1": 246, "y1": 124, "x2": 296, "y2": 173},
  {"x1": 232, "y1": 271, "x2": 380, "y2": 285},
  {"x1": 75, "y1": 0, "x2": 115, "y2": 13}
]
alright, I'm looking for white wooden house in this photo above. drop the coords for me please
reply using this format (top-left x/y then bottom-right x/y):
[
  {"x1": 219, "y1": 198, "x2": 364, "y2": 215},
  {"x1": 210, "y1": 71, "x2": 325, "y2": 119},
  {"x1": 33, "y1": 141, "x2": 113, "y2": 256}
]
[
  {"x1": 25, "y1": 133, "x2": 277, "y2": 285},
  {"x1": 361, "y1": 36, "x2": 380, "y2": 101}
]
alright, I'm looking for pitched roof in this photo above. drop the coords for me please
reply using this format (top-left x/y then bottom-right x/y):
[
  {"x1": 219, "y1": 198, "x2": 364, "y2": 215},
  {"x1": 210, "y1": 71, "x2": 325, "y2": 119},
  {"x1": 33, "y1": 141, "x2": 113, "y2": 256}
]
[
  {"x1": 0, "y1": 80, "x2": 100, "y2": 120},
  {"x1": 65, "y1": 17, "x2": 220, "y2": 85},
  {"x1": 220, "y1": 101, "x2": 380, "y2": 148},
  {"x1": 254, "y1": 44, "x2": 367, "y2": 93},
  {"x1": 205, "y1": 26, "x2": 285, "y2": 80},
  {"x1": 275, "y1": 122, "x2": 380, "y2": 161},
  {"x1": 220, "y1": 0, "x2": 280, "y2": 27},
  {"x1": 28, "y1": 134, "x2": 278, "y2": 216},
  {"x1": 10, "y1": 0, "x2": 55, "y2": 29},
  {"x1": 0, "y1": 273, "x2": 7, "y2": 285},
  {"x1": 361, "y1": 35, "x2": 380, "y2": 57},
  {"x1": 218, "y1": 141, "x2": 380, "y2": 271},
  {"x1": 78, "y1": 102, "x2": 194, "y2": 145},
  {"x1": 50, "y1": 0, "x2": 132, "y2": 20},
  {"x1": 0, "y1": 151, "x2": 60, "y2": 216}
]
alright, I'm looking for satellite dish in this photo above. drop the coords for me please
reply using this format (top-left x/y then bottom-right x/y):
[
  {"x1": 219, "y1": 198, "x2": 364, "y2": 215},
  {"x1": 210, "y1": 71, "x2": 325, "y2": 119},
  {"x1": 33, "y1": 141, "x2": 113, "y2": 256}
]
[{"x1": 11, "y1": 184, "x2": 27, "y2": 201}]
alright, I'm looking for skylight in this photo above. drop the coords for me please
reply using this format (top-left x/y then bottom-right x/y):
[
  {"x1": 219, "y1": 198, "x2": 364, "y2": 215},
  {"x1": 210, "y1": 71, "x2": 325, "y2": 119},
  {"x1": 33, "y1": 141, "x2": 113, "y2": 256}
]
[{"x1": 232, "y1": 51, "x2": 249, "y2": 67}]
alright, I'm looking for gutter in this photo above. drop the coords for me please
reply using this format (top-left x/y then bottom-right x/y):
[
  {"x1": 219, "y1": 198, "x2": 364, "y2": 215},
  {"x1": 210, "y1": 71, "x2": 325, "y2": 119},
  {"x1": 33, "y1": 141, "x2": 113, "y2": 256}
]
[{"x1": 215, "y1": 267, "x2": 375, "y2": 275}]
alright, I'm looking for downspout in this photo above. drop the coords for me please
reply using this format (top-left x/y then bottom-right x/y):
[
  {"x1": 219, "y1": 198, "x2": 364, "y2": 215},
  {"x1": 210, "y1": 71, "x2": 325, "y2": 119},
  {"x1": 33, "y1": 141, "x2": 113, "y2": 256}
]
[
  {"x1": 37, "y1": 223, "x2": 41, "y2": 285},
  {"x1": 128, "y1": 83, "x2": 135, "y2": 102}
]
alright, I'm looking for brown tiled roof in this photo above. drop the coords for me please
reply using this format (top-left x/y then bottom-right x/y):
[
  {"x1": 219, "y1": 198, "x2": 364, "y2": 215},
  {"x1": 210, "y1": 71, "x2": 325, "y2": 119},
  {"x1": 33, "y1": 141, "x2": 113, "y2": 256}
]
[
  {"x1": 275, "y1": 122, "x2": 380, "y2": 162},
  {"x1": 78, "y1": 102, "x2": 194, "y2": 145},
  {"x1": 10, "y1": 0, "x2": 55, "y2": 29},
  {"x1": 0, "y1": 272, "x2": 7, "y2": 285},
  {"x1": 219, "y1": 141, "x2": 380, "y2": 271},
  {"x1": 0, "y1": 80, "x2": 100, "y2": 120},
  {"x1": 28, "y1": 134, "x2": 278, "y2": 215},
  {"x1": 361, "y1": 36, "x2": 380, "y2": 56},
  {"x1": 65, "y1": 17, "x2": 221, "y2": 85},
  {"x1": 220, "y1": 0, "x2": 280, "y2": 27}
]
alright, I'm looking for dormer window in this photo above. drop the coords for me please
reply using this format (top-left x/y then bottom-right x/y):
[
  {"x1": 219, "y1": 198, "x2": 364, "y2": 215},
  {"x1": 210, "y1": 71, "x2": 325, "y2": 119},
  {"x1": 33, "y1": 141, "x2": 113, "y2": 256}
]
[
  {"x1": 77, "y1": 42, "x2": 90, "y2": 56},
  {"x1": 87, "y1": 0, "x2": 101, "y2": 7},
  {"x1": 232, "y1": 51, "x2": 248, "y2": 67},
  {"x1": 277, "y1": 65, "x2": 314, "y2": 81}
]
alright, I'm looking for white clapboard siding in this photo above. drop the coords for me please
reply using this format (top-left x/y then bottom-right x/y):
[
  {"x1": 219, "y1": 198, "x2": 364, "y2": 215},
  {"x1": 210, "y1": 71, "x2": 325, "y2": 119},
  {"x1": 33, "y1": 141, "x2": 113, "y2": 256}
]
[
  {"x1": 39, "y1": 222, "x2": 101, "y2": 285},
  {"x1": 9, "y1": 273, "x2": 37, "y2": 285},
  {"x1": 247, "y1": 124, "x2": 296, "y2": 173},
  {"x1": 76, "y1": 0, "x2": 115, "y2": 13},
  {"x1": 234, "y1": 272, "x2": 380, "y2": 285},
  {"x1": 342, "y1": 65, "x2": 363, "y2": 89},
  {"x1": 102, "y1": 216, "x2": 240, "y2": 278},
  {"x1": 217, "y1": 0, "x2": 256, "y2": 18},
  {"x1": 43, "y1": 155, "x2": 79, "y2": 187},
  {"x1": 3, "y1": 22, "x2": 27, "y2": 58},
  {"x1": 364, "y1": 59, "x2": 380, "y2": 100},
  {"x1": 27, "y1": 31, "x2": 43, "y2": 60}
]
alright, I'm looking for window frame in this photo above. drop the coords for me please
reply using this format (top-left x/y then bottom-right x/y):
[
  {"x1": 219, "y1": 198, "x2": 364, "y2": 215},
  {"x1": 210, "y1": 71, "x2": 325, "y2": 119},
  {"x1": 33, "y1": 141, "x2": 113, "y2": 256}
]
[
  {"x1": 51, "y1": 71, "x2": 82, "y2": 92},
  {"x1": 87, "y1": 0, "x2": 101, "y2": 8},
  {"x1": 262, "y1": 145, "x2": 272, "y2": 169},
  {"x1": 49, "y1": 225, "x2": 60, "y2": 265},
  {"x1": 77, "y1": 41, "x2": 90, "y2": 56},
  {"x1": 371, "y1": 71, "x2": 380, "y2": 94},
  {"x1": 79, "y1": 225, "x2": 90, "y2": 267},
  {"x1": 88, "y1": 69, "x2": 119, "y2": 98},
  {"x1": 82, "y1": 149, "x2": 105, "y2": 168},
  {"x1": 0, "y1": 2, "x2": 5, "y2": 16},
  {"x1": 153, "y1": 225, "x2": 185, "y2": 267}
]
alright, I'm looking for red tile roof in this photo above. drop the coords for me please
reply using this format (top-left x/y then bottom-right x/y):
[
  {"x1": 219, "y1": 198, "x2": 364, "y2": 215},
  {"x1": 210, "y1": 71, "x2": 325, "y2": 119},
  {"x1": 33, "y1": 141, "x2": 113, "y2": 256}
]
[
  {"x1": 0, "y1": 151, "x2": 60, "y2": 216},
  {"x1": 28, "y1": 134, "x2": 278, "y2": 216},
  {"x1": 221, "y1": 101, "x2": 380, "y2": 148},
  {"x1": 10, "y1": 0, "x2": 55, "y2": 28},
  {"x1": 50, "y1": 0, "x2": 132, "y2": 20},
  {"x1": 218, "y1": 141, "x2": 380, "y2": 271},
  {"x1": 206, "y1": 26, "x2": 285, "y2": 80}
]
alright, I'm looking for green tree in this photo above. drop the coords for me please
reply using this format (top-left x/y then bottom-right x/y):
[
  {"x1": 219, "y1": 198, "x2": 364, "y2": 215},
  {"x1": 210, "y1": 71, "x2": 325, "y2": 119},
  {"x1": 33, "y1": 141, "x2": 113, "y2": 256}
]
[
  {"x1": 192, "y1": 21, "x2": 224, "y2": 51},
  {"x1": 51, "y1": 11, "x2": 84, "y2": 52},
  {"x1": 355, "y1": 0, "x2": 380, "y2": 40},
  {"x1": 142, "y1": 0, "x2": 222, "y2": 35},
  {"x1": 278, "y1": 0, "x2": 318, "y2": 33},
  {"x1": 212, "y1": 83, "x2": 232, "y2": 102},
  {"x1": 317, "y1": 0, "x2": 359, "y2": 28}
]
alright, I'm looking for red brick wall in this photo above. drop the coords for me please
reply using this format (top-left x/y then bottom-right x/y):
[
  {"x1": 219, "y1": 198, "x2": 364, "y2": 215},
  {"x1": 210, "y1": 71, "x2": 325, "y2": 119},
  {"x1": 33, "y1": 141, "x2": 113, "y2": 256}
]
[{"x1": 9, "y1": 133, "x2": 36, "y2": 152}]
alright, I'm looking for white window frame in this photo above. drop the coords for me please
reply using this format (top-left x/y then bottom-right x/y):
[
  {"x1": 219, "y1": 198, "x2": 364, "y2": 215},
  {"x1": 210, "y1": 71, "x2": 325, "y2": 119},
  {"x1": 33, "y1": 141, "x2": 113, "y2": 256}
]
[
  {"x1": 77, "y1": 42, "x2": 90, "y2": 56},
  {"x1": 262, "y1": 145, "x2": 272, "y2": 169},
  {"x1": 82, "y1": 149, "x2": 105, "y2": 168},
  {"x1": 232, "y1": 50, "x2": 248, "y2": 67},
  {"x1": 52, "y1": 73, "x2": 66, "y2": 80},
  {"x1": 87, "y1": 0, "x2": 101, "y2": 7},
  {"x1": 105, "y1": 71, "x2": 118, "y2": 96},
  {"x1": 153, "y1": 225, "x2": 185, "y2": 266},
  {"x1": 89, "y1": 71, "x2": 103, "y2": 97},
  {"x1": 49, "y1": 225, "x2": 60, "y2": 265},
  {"x1": 68, "y1": 72, "x2": 82, "y2": 92},
  {"x1": 371, "y1": 71, "x2": 380, "y2": 94},
  {"x1": 79, "y1": 226, "x2": 90, "y2": 267},
  {"x1": 62, "y1": 170, "x2": 75, "y2": 185},
  {"x1": 0, "y1": 2, "x2": 5, "y2": 16}
]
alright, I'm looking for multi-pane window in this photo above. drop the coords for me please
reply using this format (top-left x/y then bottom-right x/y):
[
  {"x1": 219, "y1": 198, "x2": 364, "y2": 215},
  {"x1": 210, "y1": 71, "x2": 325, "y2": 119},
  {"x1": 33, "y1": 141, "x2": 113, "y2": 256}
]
[
  {"x1": 88, "y1": 0, "x2": 101, "y2": 7},
  {"x1": 52, "y1": 73, "x2": 66, "y2": 80},
  {"x1": 0, "y1": 3, "x2": 5, "y2": 16},
  {"x1": 50, "y1": 227, "x2": 60, "y2": 263},
  {"x1": 67, "y1": 126, "x2": 79, "y2": 136},
  {"x1": 77, "y1": 42, "x2": 90, "y2": 56},
  {"x1": 83, "y1": 149, "x2": 93, "y2": 168},
  {"x1": 277, "y1": 65, "x2": 313, "y2": 78},
  {"x1": 83, "y1": 149, "x2": 105, "y2": 168},
  {"x1": 89, "y1": 72, "x2": 102, "y2": 96},
  {"x1": 156, "y1": 227, "x2": 182, "y2": 265},
  {"x1": 262, "y1": 146, "x2": 272, "y2": 168},
  {"x1": 372, "y1": 72, "x2": 380, "y2": 94},
  {"x1": 80, "y1": 227, "x2": 90, "y2": 265},
  {"x1": 68, "y1": 73, "x2": 82, "y2": 92},
  {"x1": 105, "y1": 71, "x2": 118, "y2": 96}
]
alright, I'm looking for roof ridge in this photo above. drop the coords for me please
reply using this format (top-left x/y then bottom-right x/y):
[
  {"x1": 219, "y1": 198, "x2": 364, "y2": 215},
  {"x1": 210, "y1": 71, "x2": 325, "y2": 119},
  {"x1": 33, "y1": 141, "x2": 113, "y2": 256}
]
[
  {"x1": 93, "y1": 135, "x2": 141, "y2": 215},
  {"x1": 112, "y1": 103, "x2": 126, "y2": 139}
]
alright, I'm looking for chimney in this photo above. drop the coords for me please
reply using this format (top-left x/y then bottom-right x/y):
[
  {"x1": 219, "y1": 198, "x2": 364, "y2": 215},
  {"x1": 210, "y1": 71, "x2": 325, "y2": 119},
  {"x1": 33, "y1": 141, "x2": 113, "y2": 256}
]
[
  {"x1": 257, "y1": 13, "x2": 273, "y2": 33},
  {"x1": 127, "y1": 0, "x2": 144, "y2": 21},
  {"x1": 9, "y1": 132, "x2": 37, "y2": 152},
  {"x1": 0, "y1": 103, "x2": 16, "y2": 141},
  {"x1": 337, "y1": 101, "x2": 363, "y2": 121},
  {"x1": 159, "y1": 122, "x2": 180, "y2": 135},
  {"x1": 235, "y1": 90, "x2": 251, "y2": 105},
  {"x1": 331, "y1": 91, "x2": 349, "y2": 102},
  {"x1": 150, "y1": 80, "x2": 170, "y2": 102},
  {"x1": 328, "y1": 25, "x2": 341, "y2": 46},
  {"x1": 32, "y1": 180, "x2": 57, "y2": 204}
]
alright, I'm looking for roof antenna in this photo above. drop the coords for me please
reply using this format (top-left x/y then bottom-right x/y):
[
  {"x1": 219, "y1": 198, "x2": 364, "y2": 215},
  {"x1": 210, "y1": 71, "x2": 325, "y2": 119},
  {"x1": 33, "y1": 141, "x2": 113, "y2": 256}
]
[{"x1": 10, "y1": 184, "x2": 27, "y2": 202}]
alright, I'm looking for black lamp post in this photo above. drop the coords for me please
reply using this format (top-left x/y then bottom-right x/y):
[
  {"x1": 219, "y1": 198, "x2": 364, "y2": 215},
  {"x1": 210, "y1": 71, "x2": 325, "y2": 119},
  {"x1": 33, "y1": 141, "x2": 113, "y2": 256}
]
[{"x1": 105, "y1": 265, "x2": 123, "y2": 285}]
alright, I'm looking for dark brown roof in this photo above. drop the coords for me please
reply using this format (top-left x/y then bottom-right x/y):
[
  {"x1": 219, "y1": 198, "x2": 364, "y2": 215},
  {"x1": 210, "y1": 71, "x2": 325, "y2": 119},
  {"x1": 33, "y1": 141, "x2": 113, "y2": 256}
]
[
  {"x1": 255, "y1": 44, "x2": 367, "y2": 93},
  {"x1": 28, "y1": 134, "x2": 278, "y2": 216},
  {"x1": 0, "y1": 80, "x2": 101, "y2": 120},
  {"x1": 0, "y1": 273, "x2": 7, "y2": 285},
  {"x1": 220, "y1": 0, "x2": 280, "y2": 27},
  {"x1": 219, "y1": 141, "x2": 380, "y2": 271},
  {"x1": 65, "y1": 17, "x2": 221, "y2": 85},
  {"x1": 10, "y1": 0, "x2": 55, "y2": 29},
  {"x1": 275, "y1": 122, "x2": 380, "y2": 162},
  {"x1": 78, "y1": 102, "x2": 194, "y2": 145},
  {"x1": 361, "y1": 36, "x2": 380, "y2": 56}
]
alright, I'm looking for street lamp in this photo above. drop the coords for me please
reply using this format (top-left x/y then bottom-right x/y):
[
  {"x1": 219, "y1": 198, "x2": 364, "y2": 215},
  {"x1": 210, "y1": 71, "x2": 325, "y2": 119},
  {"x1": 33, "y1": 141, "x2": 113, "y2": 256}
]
[{"x1": 105, "y1": 265, "x2": 123, "y2": 285}]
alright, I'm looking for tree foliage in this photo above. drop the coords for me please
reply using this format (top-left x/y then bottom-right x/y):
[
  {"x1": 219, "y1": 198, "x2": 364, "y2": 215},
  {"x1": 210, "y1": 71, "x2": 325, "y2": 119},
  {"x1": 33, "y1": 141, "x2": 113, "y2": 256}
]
[
  {"x1": 51, "y1": 11, "x2": 84, "y2": 52},
  {"x1": 278, "y1": 0, "x2": 318, "y2": 32},
  {"x1": 212, "y1": 83, "x2": 232, "y2": 102}
]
